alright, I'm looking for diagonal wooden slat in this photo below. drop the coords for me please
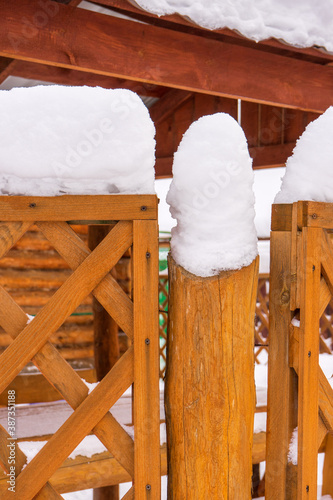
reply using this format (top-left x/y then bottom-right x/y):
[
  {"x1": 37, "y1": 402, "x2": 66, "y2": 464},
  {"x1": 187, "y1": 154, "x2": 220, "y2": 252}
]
[
  {"x1": 0, "y1": 221, "x2": 132, "y2": 392},
  {"x1": 37, "y1": 221, "x2": 133, "y2": 339},
  {"x1": 0, "y1": 426, "x2": 62, "y2": 500},
  {"x1": 2, "y1": 347, "x2": 134, "y2": 500},
  {"x1": 290, "y1": 325, "x2": 333, "y2": 434},
  {"x1": 122, "y1": 486, "x2": 134, "y2": 500},
  {"x1": 0, "y1": 286, "x2": 134, "y2": 477},
  {"x1": 0, "y1": 221, "x2": 32, "y2": 259},
  {"x1": 318, "y1": 366, "x2": 333, "y2": 433}
]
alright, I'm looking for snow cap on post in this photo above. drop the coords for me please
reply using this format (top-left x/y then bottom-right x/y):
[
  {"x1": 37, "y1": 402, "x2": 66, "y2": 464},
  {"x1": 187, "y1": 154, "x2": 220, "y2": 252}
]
[
  {"x1": 0, "y1": 85, "x2": 155, "y2": 195},
  {"x1": 166, "y1": 112, "x2": 258, "y2": 277},
  {"x1": 275, "y1": 106, "x2": 333, "y2": 203}
]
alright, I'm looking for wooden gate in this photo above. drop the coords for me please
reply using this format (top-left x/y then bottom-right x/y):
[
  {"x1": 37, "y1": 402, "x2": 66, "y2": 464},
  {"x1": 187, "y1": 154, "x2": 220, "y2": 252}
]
[
  {"x1": 266, "y1": 201, "x2": 333, "y2": 499},
  {"x1": 0, "y1": 195, "x2": 160, "y2": 500}
]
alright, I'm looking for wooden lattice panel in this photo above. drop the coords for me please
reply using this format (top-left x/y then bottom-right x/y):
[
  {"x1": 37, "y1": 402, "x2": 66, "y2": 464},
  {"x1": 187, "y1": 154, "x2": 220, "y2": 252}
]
[
  {"x1": 266, "y1": 201, "x2": 333, "y2": 500},
  {"x1": 0, "y1": 195, "x2": 160, "y2": 500}
]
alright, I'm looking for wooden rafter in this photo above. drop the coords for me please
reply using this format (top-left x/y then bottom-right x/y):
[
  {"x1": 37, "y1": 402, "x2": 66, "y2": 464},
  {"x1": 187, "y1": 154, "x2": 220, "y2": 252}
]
[
  {"x1": 1, "y1": 0, "x2": 333, "y2": 111},
  {"x1": 149, "y1": 89, "x2": 192, "y2": 125}
]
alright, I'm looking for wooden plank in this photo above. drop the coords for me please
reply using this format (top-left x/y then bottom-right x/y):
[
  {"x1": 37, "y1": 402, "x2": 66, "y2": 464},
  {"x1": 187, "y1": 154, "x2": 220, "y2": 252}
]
[
  {"x1": 297, "y1": 227, "x2": 321, "y2": 500},
  {"x1": 2, "y1": 1, "x2": 333, "y2": 111},
  {"x1": 322, "y1": 433, "x2": 333, "y2": 497},
  {"x1": 0, "y1": 222, "x2": 32, "y2": 259},
  {"x1": 0, "y1": 58, "x2": 16, "y2": 85},
  {"x1": 193, "y1": 93, "x2": 216, "y2": 120},
  {"x1": 37, "y1": 221, "x2": 133, "y2": 339},
  {"x1": 0, "y1": 426, "x2": 62, "y2": 499},
  {"x1": 215, "y1": 96, "x2": 238, "y2": 119},
  {"x1": 122, "y1": 487, "x2": 134, "y2": 500},
  {"x1": 0, "y1": 348, "x2": 134, "y2": 500},
  {"x1": 86, "y1": 0, "x2": 333, "y2": 64},
  {"x1": 0, "y1": 369, "x2": 96, "y2": 406},
  {"x1": 266, "y1": 230, "x2": 298, "y2": 499},
  {"x1": 258, "y1": 105, "x2": 283, "y2": 146},
  {"x1": 0, "y1": 221, "x2": 133, "y2": 392},
  {"x1": 271, "y1": 204, "x2": 293, "y2": 232},
  {"x1": 249, "y1": 143, "x2": 293, "y2": 169},
  {"x1": 288, "y1": 325, "x2": 333, "y2": 435},
  {"x1": 11, "y1": 60, "x2": 165, "y2": 97},
  {"x1": 149, "y1": 89, "x2": 192, "y2": 125},
  {"x1": 0, "y1": 445, "x2": 167, "y2": 494},
  {"x1": 303, "y1": 202, "x2": 333, "y2": 228},
  {"x1": 132, "y1": 220, "x2": 160, "y2": 499},
  {"x1": 0, "y1": 195, "x2": 157, "y2": 221}
]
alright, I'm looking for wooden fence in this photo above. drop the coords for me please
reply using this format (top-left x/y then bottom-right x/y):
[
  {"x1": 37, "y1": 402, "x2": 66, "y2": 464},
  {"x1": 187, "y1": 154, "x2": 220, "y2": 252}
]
[
  {"x1": 266, "y1": 201, "x2": 333, "y2": 499},
  {"x1": 0, "y1": 195, "x2": 161, "y2": 499}
]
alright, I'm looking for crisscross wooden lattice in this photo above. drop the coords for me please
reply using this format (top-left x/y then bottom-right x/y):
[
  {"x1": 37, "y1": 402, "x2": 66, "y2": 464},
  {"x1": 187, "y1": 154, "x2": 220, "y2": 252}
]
[
  {"x1": 0, "y1": 195, "x2": 160, "y2": 500},
  {"x1": 266, "y1": 201, "x2": 333, "y2": 500}
]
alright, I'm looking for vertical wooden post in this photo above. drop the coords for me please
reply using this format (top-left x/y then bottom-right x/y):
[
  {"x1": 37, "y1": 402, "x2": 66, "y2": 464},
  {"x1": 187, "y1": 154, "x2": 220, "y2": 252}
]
[
  {"x1": 322, "y1": 433, "x2": 333, "y2": 497},
  {"x1": 132, "y1": 219, "x2": 161, "y2": 499},
  {"x1": 89, "y1": 225, "x2": 120, "y2": 500},
  {"x1": 165, "y1": 255, "x2": 259, "y2": 499},
  {"x1": 266, "y1": 229, "x2": 298, "y2": 500},
  {"x1": 297, "y1": 227, "x2": 321, "y2": 500}
]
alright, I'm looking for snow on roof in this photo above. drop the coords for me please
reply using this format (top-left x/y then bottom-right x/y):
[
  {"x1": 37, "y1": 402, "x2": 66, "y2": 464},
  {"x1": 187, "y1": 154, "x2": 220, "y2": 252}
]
[
  {"x1": 132, "y1": 0, "x2": 333, "y2": 53},
  {"x1": 0, "y1": 85, "x2": 156, "y2": 196}
]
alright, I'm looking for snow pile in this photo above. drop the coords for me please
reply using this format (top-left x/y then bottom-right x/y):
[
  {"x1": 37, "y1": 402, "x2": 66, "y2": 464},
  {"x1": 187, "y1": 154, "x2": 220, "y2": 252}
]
[
  {"x1": 275, "y1": 107, "x2": 333, "y2": 203},
  {"x1": 0, "y1": 85, "x2": 155, "y2": 196},
  {"x1": 167, "y1": 113, "x2": 258, "y2": 277},
  {"x1": 133, "y1": 0, "x2": 333, "y2": 52}
]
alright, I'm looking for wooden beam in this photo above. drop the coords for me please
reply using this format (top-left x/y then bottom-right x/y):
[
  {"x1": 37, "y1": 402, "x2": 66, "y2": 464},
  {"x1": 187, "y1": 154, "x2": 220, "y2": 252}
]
[
  {"x1": 149, "y1": 89, "x2": 192, "y2": 125},
  {"x1": 87, "y1": 0, "x2": 333, "y2": 64},
  {"x1": 0, "y1": 57, "x2": 16, "y2": 84},
  {"x1": 249, "y1": 142, "x2": 294, "y2": 169},
  {"x1": 1, "y1": 1, "x2": 333, "y2": 111},
  {"x1": 10, "y1": 60, "x2": 167, "y2": 97}
]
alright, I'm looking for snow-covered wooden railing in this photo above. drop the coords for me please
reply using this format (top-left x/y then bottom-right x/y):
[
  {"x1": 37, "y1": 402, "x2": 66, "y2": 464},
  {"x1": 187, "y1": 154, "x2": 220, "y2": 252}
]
[
  {"x1": 0, "y1": 194, "x2": 160, "y2": 500},
  {"x1": 266, "y1": 201, "x2": 333, "y2": 500}
]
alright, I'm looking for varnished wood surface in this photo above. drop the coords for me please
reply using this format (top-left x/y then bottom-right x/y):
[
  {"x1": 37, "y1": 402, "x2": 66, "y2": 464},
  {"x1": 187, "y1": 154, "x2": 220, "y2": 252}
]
[
  {"x1": 1, "y1": 1, "x2": 333, "y2": 111},
  {"x1": 166, "y1": 256, "x2": 259, "y2": 499}
]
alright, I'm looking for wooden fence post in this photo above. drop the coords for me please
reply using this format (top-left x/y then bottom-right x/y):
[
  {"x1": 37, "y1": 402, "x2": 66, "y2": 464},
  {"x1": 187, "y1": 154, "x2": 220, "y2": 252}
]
[{"x1": 165, "y1": 255, "x2": 259, "y2": 499}]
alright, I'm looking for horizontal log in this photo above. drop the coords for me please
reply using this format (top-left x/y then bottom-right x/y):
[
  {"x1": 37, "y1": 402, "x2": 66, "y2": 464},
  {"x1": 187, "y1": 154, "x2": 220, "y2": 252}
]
[
  {"x1": 4, "y1": 290, "x2": 93, "y2": 308},
  {"x1": 88, "y1": 0, "x2": 333, "y2": 64},
  {"x1": 1, "y1": 1, "x2": 333, "y2": 111},
  {"x1": 0, "y1": 195, "x2": 157, "y2": 221}
]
